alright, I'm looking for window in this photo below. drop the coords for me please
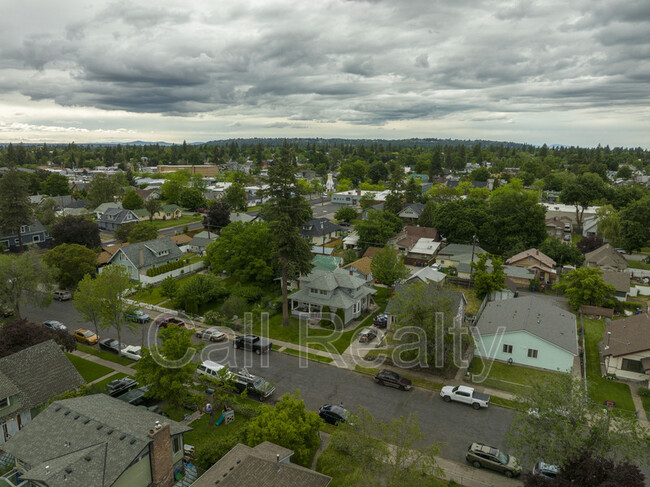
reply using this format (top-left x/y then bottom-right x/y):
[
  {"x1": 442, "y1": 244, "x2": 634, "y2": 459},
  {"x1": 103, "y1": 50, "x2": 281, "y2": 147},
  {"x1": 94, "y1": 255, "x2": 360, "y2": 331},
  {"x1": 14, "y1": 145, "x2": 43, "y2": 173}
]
[
  {"x1": 172, "y1": 435, "x2": 182, "y2": 454},
  {"x1": 527, "y1": 349, "x2": 538, "y2": 359},
  {"x1": 20, "y1": 225, "x2": 28, "y2": 233},
  {"x1": 33, "y1": 235, "x2": 40, "y2": 243},
  {"x1": 622, "y1": 359, "x2": 644, "y2": 374},
  {"x1": 0, "y1": 397, "x2": 9, "y2": 408},
  {"x1": 502, "y1": 344, "x2": 513, "y2": 354}
]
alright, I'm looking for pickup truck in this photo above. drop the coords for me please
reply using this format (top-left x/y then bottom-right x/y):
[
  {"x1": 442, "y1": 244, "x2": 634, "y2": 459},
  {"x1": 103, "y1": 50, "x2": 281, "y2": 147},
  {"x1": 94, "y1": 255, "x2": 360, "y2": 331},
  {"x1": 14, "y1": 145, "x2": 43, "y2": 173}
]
[
  {"x1": 440, "y1": 385, "x2": 490, "y2": 409},
  {"x1": 233, "y1": 334, "x2": 272, "y2": 355}
]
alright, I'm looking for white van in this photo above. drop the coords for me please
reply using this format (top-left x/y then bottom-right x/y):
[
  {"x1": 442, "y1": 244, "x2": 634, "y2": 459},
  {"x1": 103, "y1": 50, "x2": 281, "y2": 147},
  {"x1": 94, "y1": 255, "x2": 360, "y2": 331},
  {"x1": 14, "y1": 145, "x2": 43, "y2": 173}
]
[{"x1": 196, "y1": 361, "x2": 229, "y2": 379}]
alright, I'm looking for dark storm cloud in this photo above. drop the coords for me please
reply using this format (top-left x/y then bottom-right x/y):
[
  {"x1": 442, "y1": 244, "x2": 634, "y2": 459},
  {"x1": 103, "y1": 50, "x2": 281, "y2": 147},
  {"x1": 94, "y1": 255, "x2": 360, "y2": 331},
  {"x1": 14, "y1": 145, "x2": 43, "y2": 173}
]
[{"x1": 0, "y1": 0, "x2": 649, "y2": 127}]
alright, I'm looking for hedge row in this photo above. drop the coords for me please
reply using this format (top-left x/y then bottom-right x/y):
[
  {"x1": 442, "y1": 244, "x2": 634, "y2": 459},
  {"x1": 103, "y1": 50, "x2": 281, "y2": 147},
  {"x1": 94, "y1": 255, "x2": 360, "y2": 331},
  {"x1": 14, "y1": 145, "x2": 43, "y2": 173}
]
[{"x1": 146, "y1": 259, "x2": 192, "y2": 277}]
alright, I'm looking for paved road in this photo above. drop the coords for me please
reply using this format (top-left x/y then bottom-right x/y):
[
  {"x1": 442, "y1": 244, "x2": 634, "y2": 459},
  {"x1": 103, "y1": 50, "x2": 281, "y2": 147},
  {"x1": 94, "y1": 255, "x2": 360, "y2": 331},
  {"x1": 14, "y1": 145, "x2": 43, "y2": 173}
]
[{"x1": 23, "y1": 300, "x2": 516, "y2": 468}]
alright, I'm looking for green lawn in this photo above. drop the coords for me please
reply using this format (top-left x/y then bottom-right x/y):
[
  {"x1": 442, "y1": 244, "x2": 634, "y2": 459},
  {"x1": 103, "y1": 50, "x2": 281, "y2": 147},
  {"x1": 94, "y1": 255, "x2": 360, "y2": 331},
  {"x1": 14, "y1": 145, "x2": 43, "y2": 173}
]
[
  {"x1": 583, "y1": 318, "x2": 635, "y2": 412},
  {"x1": 76, "y1": 344, "x2": 135, "y2": 366},
  {"x1": 161, "y1": 405, "x2": 195, "y2": 422},
  {"x1": 148, "y1": 215, "x2": 202, "y2": 230},
  {"x1": 641, "y1": 396, "x2": 650, "y2": 419},
  {"x1": 470, "y1": 357, "x2": 563, "y2": 387},
  {"x1": 446, "y1": 284, "x2": 482, "y2": 316},
  {"x1": 627, "y1": 260, "x2": 650, "y2": 270},
  {"x1": 281, "y1": 347, "x2": 334, "y2": 364},
  {"x1": 131, "y1": 286, "x2": 168, "y2": 305},
  {"x1": 66, "y1": 353, "x2": 115, "y2": 383}
]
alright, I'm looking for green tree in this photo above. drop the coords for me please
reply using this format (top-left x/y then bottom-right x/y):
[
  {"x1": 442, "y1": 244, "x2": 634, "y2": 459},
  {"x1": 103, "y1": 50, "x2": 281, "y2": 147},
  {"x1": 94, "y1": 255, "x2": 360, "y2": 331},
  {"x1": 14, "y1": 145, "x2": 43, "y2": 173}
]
[
  {"x1": 51, "y1": 215, "x2": 101, "y2": 249},
  {"x1": 41, "y1": 173, "x2": 71, "y2": 196},
  {"x1": 160, "y1": 275, "x2": 178, "y2": 299},
  {"x1": 334, "y1": 206, "x2": 358, "y2": 223},
  {"x1": 179, "y1": 187, "x2": 206, "y2": 211},
  {"x1": 538, "y1": 238, "x2": 585, "y2": 267},
  {"x1": 471, "y1": 253, "x2": 505, "y2": 298},
  {"x1": 417, "y1": 199, "x2": 437, "y2": 228},
  {"x1": 560, "y1": 173, "x2": 606, "y2": 230},
  {"x1": 135, "y1": 326, "x2": 203, "y2": 411},
  {"x1": 433, "y1": 199, "x2": 487, "y2": 244},
  {"x1": 175, "y1": 273, "x2": 227, "y2": 312},
  {"x1": 0, "y1": 168, "x2": 33, "y2": 251},
  {"x1": 342, "y1": 249, "x2": 358, "y2": 265},
  {"x1": 95, "y1": 265, "x2": 138, "y2": 355},
  {"x1": 370, "y1": 246, "x2": 409, "y2": 288},
  {"x1": 73, "y1": 274, "x2": 105, "y2": 338},
  {"x1": 224, "y1": 182, "x2": 247, "y2": 211},
  {"x1": 318, "y1": 408, "x2": 441, "y2": 487},
  {"x1": 358, "y1": 193, "x2": 376, "y2": 210},
  {"x1": 115, "y1": 222, "x2": 137, "y2": 243},
  {"x1": 355, "y1": 210, "x2": 403, "y2": 251},
  {"x1": 404, "y1": 177, "x2": 421, "y2": 203},
  {"x1": 143, "y1": 197, "x2": 162, "y2": 222},
  {"x1": 203, "y1": 200, "x2": 231, "y2": 234},
  {"x1": 555, "y1": 267, "x2": 616, "y2": 310},
  {"x1": 87, "y1": 173, "x2": 124, "y2": 209},
  {"x1": 160, "y1": 179, "x2": 183, "y2": 204},
  {"x1": 128, "y1": 222, "x2": 158, "y2": 243},
  {"x1": 425, "y1": 184, "x2": 459, "y2": 203},
  {"x1": 261, "y1": 154, "x2": 314, "y2": 326},
  {"x1": 367, "y1": 161, "x2": 388, "y2": 184},
  {"x1": 0, "y1": 251, "x2": 53, "y2": 317},
  {"x1": 35, "y1": 197, "x2": 59, "y2": 229},
  {"x1": 595, "y1": 205, "x2": 622, "y2": 247},
  {"x1": 205, "y1": 221, "x2": 275, "y2": 283},
  {"x1": 122, "y1": 189, "x2": 144, "y2": 210},
  {"x1": 508, "y1": 374, "x2": 649, "y2": 471},
  {"x1": 616, "y1": 165, "x2": 633, "y2": 179},
  {"x1": 243, "y1": 391, "x2": 321, "y2": 467},
  {"x1": 469, "y1": 167, "x2": 491, "y2": 182},
  {"x1": 43, "y1": 244, "x2": 98, "y2": 290}
]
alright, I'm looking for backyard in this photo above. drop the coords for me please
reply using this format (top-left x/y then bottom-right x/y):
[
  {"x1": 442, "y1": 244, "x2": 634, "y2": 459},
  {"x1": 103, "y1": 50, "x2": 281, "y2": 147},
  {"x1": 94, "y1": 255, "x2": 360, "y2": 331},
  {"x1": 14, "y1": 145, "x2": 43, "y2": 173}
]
[
  {"x1": 582, "y1": 317, "x2": 635, "y2": 412},
  {"x1": 148, "y1": 215, "x2": 202, "y2": 230}
]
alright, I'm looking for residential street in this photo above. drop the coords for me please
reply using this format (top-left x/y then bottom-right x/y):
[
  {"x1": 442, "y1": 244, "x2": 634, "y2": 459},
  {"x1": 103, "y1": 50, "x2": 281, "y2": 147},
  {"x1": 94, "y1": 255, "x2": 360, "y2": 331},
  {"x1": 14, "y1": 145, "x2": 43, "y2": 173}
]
[{"x1": 22, "y1": 299, "x2": 517, "y2": 472}]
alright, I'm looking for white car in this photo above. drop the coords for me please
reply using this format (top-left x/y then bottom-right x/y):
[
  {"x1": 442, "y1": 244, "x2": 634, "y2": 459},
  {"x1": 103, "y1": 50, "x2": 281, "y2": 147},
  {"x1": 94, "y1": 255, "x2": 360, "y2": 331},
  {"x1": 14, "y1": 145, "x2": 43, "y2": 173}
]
[
  {"x1": 195, "y1": 327, "x2": 226, "y2": 342},
  {"x1": 121, "y1": 345, "x2": 142, "y2": 361}
]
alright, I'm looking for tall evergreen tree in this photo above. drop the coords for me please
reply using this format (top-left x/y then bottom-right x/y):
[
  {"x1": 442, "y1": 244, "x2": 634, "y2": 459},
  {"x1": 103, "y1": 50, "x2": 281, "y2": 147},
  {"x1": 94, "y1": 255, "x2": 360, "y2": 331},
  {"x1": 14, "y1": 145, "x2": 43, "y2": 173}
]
[
  {"x1": 262, "y1": 155, "x2": 313, "y2": 326},
  {"x1": 0, "y1": 169, "x2": 33, "y2": 252}
]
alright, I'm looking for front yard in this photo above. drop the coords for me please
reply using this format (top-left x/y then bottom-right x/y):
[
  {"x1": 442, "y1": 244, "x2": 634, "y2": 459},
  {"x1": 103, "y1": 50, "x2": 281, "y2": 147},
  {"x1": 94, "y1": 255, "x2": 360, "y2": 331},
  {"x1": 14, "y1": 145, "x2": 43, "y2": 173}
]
[
  {"x1": 468, "y1": 357, "x2": 564, "y2": 396},
  {"x1": 147, "y1": 215, "x2": 202, "y2": 230},
  {"x1": 65, "y1": 353, "x2": 114, "y2": 383},
  {"x1": 582, "y1": 317, "x2": 635, "y2": 412},
  {"x1": 76, "y1": 343, "x2": 135, "y2": 366}
]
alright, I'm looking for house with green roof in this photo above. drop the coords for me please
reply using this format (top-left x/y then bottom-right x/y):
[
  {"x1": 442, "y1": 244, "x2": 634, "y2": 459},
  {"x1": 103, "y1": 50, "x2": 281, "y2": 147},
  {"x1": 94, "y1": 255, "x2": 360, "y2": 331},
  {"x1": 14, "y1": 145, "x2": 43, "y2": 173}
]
[
  {"x1": 2, "y1": 394, "x2": 191, "y2": 487},
  {"x1": 153, "y1": 204, "x2": 182, "y2": 221},
  {"x1": 290, "y1": 268, "x2": 376, "y2": 325},
  {"x1": 311, "y1": 254, "x2": 343, "y2": 272},
  {"x1": 132, "y1": 208, "x2": 151, "y2": 221},
  {"x1": 0, "y1": 340, "x2": 84, "y2": 446},
  {"x1": 106, "y1": 236, "x2": 183, "y2": 281}
]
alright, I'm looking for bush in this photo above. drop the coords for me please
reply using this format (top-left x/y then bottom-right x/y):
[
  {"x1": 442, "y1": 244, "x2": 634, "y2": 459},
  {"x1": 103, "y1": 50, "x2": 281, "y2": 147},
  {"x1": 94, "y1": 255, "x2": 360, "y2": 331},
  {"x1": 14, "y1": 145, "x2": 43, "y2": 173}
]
[
  {"x1": 203, "y1": 310, "x2": 225, "y2": 326},
  {"x1": 638, "y1": 387, "x2": 650, "y2": 397},
  {"x1": 146, "y1": 259, "x2": 192, "y2": 277},
  {"x1": 221, "y1": 295, "x2": 248, "y2": 318},
  {"x1": 193, "y1": 433, "x2": 244, "y2": 470},
  {"x1": 232, "y1": 285, "x2": 263, "y2": 303},
  {"x1": 335, "y1": 308, "x2": 345, "y2": 327},
  {"x1": 185, "y1": 296, "x2": 198, "y2": 315},
  {"x1": 321, "y1": 305, "x2": 331, "y2": 326}
]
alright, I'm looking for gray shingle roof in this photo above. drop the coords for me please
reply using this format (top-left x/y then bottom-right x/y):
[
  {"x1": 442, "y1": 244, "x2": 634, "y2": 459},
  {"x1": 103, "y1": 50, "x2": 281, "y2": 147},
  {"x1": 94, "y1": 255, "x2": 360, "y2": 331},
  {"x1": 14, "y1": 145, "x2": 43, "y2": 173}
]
[
  {"x1": 300, "y1": 218, "x2": 343, "y2": 238},
  {"x1": 94, "y1": 202, "x2": 122, "y2": 213},
  {"x1": 2, "y1": 394, "x2": 191, "y2": 487},
  {"x1": 189, "y1": 231, "x2": 218, "y2": 249},
  {"x1": 476, "y1": 296, "x2": 578, "y2": 355},
  {"x1": 584, "y1": 244, "x2": 628, "y2": 270},
  {"x1": 292, "y1": 268, "x2": 376, "y2": 309},
  {"x1": 192, "y1": 442, "x2": 331, "y2": 487},
  {"x1": 437, "y1": 243, "x2": 487, "y2": 259},
  {"x1": 98, "y1": 208, "x2": 138, "y2": 225},
  {"x1": 0, "y1": 340, "x2": 85, "y2": 424},
  {"x1": 109, "y1": 236, "x2": 182, "y2": 269}
]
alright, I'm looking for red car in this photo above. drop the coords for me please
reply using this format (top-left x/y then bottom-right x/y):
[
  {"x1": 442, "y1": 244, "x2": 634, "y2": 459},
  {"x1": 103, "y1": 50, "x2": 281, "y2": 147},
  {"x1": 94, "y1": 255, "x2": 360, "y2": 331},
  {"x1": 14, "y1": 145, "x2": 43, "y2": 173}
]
[{"x1": 154, "y1": 315, "x2": 186, "y2": 328}]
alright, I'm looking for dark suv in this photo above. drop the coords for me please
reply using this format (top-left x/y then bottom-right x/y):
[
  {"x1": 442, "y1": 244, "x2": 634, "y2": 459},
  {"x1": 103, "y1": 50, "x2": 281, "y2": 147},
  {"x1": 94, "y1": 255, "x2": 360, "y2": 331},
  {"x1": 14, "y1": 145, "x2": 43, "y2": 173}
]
[
  {"x1": 374, "y1": 369, "x2": 412, "y2": 391},
  {"x1": 318, "y1": 404, "x2": 350, "y2": 425},
  {"x1": 231, "y1": 369, "x2": 275, "y2": 401},
  {"x1": 233, "y1": 334, "x2": 272, "y2": 354},
  {"x1": 466, "y1": 442, "x2": 521, "y2": 478},
  {"x1": 107, "y1": 378, "x2": 138, "y2": 397}
]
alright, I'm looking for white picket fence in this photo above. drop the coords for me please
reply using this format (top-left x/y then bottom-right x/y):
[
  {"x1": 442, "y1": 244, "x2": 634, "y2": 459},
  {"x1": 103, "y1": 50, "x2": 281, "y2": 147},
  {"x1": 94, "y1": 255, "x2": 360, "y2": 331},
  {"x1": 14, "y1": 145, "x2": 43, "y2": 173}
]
[
  {"x1": 139, "y1": 261, "x2": 205, "y2": 285},
  {"x1": 629, "y1": 285, "x2": 650, "y2": 297}
]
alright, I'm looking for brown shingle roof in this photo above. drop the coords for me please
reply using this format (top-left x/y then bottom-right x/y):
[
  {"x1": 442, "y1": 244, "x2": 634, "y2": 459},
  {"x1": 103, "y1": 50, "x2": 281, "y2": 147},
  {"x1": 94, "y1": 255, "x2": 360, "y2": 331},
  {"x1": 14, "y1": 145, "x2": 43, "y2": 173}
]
[
  {"x1": 363, "y1": 246, "x2": 383, "y2": 258},
  {"x1": 584, "y1": 244, "x2": 628, "y2": 270},
  {"x1": 161, "y1": 234, "x2": 192, "y2": 245},
  {"x1": 97, "y1": 243, "x2": 127, "y2": 265},
  {"x1": 603, "y1": 313, "x2": 650, "y2": 357},
  {"x1": 344, "y1": 256, "x2": 372, "y2": 277},
  {"x1": 506, "y1": 248, "x2": 556, "y2": 268},
  {"x1": 601, "y1": 271, "x2": 630, "y2": 293},
  {"x1": 395, "y1": 225, "x2": 439, "y2": 248}
]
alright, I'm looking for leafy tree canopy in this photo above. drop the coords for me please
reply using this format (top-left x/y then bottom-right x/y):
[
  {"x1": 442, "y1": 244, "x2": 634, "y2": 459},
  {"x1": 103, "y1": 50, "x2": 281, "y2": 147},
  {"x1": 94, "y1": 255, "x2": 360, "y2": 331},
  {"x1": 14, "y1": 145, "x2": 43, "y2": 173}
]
[
  {"x1": 538, "y1": 238, "x2": 585, "y2": 267},
  {"x1": 370, "y1": 246, "x2": 409, "y2": 288},
  {"x1": 471, "y1": 253, "x2": 506, "y2": 298},
  {"x1": 41, "y1": 173, "x2": 71, "y2": 196},
  {"x1": 0, "y1": 319, "x2": 75, "y2": 358},
  {"x1": 51, "y1": 215, "x2": 101, "y2": 249},
  {"x1": 128, "y1": 222, "x2": 158, "y2": 243},
  {"x1": 555, "y1": 267, "x2": 616, "y2": 310},
  {"x1": 356, "y1": 210, "x2": 403, "y2": 251},
  {"x1": 334, "y1": 206, "x2": 358, "y2": 223},
  {"x1": 122, "y1": 189, "x2": 144, "y2": 210},
  {"x1": 43, "y1": 243, "x2": 98, "y2": 290}
]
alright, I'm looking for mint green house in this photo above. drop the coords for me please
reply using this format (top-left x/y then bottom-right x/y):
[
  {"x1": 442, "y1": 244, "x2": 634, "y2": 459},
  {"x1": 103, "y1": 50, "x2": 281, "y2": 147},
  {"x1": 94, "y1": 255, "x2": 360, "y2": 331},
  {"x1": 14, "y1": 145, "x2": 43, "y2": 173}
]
[{"x1": 474, "y1": 296, "x2": 578, "y2": 372}]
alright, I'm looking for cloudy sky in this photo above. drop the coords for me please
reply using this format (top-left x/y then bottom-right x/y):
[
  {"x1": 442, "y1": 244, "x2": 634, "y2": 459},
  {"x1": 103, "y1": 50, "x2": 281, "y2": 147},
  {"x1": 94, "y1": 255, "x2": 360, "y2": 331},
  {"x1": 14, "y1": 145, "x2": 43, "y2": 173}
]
[{"x1": 1, "y1": 0, "x2": 649, "y2": 147}]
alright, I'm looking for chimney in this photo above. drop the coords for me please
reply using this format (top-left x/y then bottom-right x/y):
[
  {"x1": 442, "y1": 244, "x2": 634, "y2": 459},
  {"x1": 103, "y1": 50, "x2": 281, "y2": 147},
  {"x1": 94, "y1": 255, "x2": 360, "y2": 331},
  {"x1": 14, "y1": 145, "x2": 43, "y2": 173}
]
[
  {"x1": 349, "y1": 269, "x2": 354, "y2": 276},
  {"x1": 148, "y1": 422, "x2": 174, "y2": 487},
  {"x1": 276, "y1": 454, "x2": 280, "y2": 472},
  {"x1": 139, "y1": 246, "x2": 144, "y2": 267}
]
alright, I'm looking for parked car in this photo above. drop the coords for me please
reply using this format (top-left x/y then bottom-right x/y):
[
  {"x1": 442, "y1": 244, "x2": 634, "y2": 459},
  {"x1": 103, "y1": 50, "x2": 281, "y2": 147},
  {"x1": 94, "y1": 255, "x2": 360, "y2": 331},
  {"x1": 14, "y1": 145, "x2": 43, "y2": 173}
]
[
  {"x1": 53, "y1": 290, "x2": 72, "y2": 301},
  {"x1": 532, "y1": 462, "x2": 559, "y2": 481},
  {"x1": 440, "y1": 385, "x2": 490, "y2": 409},
  {"x1": 99, "y1": 338, "x2": 121, "y2": 353},
  {"x1": 466, "y1": 442, "x2": 521, "y2": 478},
  {"x1": 318, "y1": 404, "x2": 350, "y2": 425},
  {"x1": 195, "y1": 327, "x2": 226, "y2": 342},
  {"x1": 231, "y1": 368, "x2": 275, "y2": 401},
  {"x1": 74, "y1": 328, "x2": 99, "y2": 345},
  {"x1": 122, "y1": 345, "x2": 142, "y2": 361},
  {"x1": 1, "y1": 305, "x2": 14, "y2": 318},
  {"x1": 233, "y1": 334, "x2": 272, "y2": 354},
  {"x1": 358, "y1": 327, "x2": 377, "y2": 343},
  {"x1": 374, "y1": 369, "x2": 412, "y2": 391},
  {"x1": 196, "y1": 360, "x2": 230, "y2": 379},
  {"x1": 125, "y1": 310, "x2": 151, "y2": 323},
  {"x1": 107, "y1": 377, "x2": 138, "y2": 397},
  {"x1": 373, "y1": 313, "x2": 388, "y2": 328},
  {"x1": 43, "y1": 320, "x2": 67, "y2": 332},
  {"x1": 116, "y1": 385, "x2": 150, "y2": 406},
  {"x1": 155, "y1": 315, "x2": 186, "y2": 328}
]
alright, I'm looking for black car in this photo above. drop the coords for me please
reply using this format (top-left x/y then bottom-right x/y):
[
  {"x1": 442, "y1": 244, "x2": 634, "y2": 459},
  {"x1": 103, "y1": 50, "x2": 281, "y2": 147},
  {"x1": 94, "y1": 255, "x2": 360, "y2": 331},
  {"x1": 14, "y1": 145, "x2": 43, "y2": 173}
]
[
  {"x1": 374, "y1": 369, "x2": 412, "y2": 391},
  {"x1": 99, "y1": 338, "x2": 122, "y2": 354},
  {"x1": 231, "y1": 369, "x2": 276, "y2": 401},
  {"x1": 107, "y1": 378, "x2": 138, "y2": 397},
  {"x1": 373, "y1": 313, "x2": 388, "y2": 328},
  {"x1": 319, "y1": 404, "x2": 350, "y2": 425},
  {"x1": 233, "y1": 334, "x2": 272, "y2": 354}
]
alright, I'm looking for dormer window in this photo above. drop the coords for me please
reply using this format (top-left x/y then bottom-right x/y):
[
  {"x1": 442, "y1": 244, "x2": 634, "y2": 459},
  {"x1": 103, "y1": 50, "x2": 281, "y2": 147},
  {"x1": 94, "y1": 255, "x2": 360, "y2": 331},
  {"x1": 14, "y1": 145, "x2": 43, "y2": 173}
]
[
  {"x1": 20, "y1": 225, "x2": 29, "y2": 233},
  {"x1": 0, "y1": 397, "x2": 9, "y2": 408},
  {"x1": 158, "y1": 250, "x2": 169, "y2": 257}
]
